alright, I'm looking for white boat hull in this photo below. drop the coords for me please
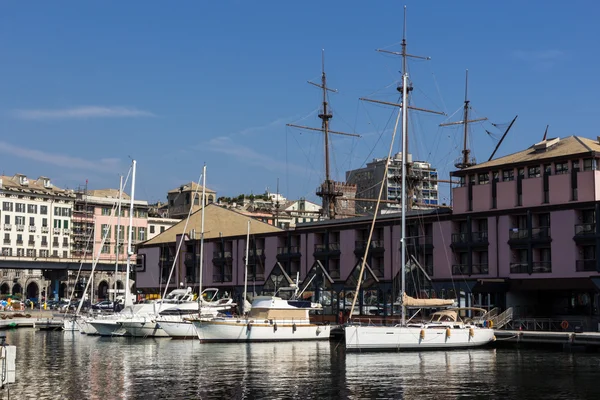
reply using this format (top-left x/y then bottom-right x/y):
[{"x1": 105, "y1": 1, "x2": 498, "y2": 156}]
[
  {"x1": 62, "y1": 319, "x2": 80, "y2": 332},
  {"x1": 120, "y1": 320, "x2": 170, "y2": 338},
  {"x1": 88, "y1": 320, "x2": 128, "y2": 337},
  {"x1": 158, "y1": 320, "x2": 198, "y2": 339},
  {"x1": 344, "y1": 325, "x2": 496, "y2": 351},
  {"x1": 193, "y1": 319, "x2": 331, "y2": 342}
]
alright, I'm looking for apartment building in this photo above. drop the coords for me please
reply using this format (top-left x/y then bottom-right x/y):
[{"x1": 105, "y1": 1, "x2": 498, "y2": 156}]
[
  {"x1": 346, "y1": 152, "x2": 439, "y2": 214},
  {"x1": 0, "y1": 174, "x2": 75, "y2": 260}
]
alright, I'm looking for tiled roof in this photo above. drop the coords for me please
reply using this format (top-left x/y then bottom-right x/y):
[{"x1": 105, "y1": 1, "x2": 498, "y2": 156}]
[
  {"x1": 454, "y1": 136, "x2": 600, "y2": 174},
  {"x1": 167, "y1": 182, "x2": 216, "y2": 194},
  {"x1": 0, "y1": 175, "x2": 74, "y2": 197},
  {"x1": 87, "y1": 188, "x2": 132, "y2": 200},
  {"x1": 140, "y1": 203, "x2": 282, "y2": 246}
]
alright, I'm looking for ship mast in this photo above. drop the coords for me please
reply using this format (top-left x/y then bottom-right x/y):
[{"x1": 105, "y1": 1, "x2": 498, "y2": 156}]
[
  {"x1": 360, "y1": 11, "x2": 443, "y2": 211},
  {"x1": 440, "y1": 70, "x2": 488, "y2": 169},
  {"x1": 287, "y1": 50, "x2": 360, "y2": 219}
]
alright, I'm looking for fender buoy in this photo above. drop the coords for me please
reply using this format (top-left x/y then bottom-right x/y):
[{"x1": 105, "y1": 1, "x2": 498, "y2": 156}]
[
  {"x1": 420, "y1": 329, "x2": 425, "y2": 340},
  {"x1": 292, "y1": 323, "x2": 297, "y2": 333},
  {"x1": 469, "y1": 328, "x2": 474, "y2": 338},
  {"x1": 561, "y1": 320, "x2": 569, "y2": 330},
  {"x1": 446, "y1": 328, "x2": 451, "y2": 338},
  {"x1": 247, "y1": 323, "x2": 252, "y2": 332},
  {"x1": 338, "y1": 311, "x2": 344, "y2": 323}
]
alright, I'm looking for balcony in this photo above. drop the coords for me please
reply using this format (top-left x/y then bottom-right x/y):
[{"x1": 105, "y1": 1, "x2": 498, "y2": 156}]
[
  {"x1": 3, "y1": 239, "x2": 10, "y2": 245},
  {"x1": 509, "y1": 228, "x2": 528, "y2": 240},
  {"x1": 248, "y1": 248, "x2": 265, "y2": 257},
  {"x1": 63, "y1": 229, "x2": 70, "y2": 235},
  {"x1": 576, "y1": 259, "x2": 596, "y2": 272},
  {"x1": 451, "y1": 231, "x2": 488, "y2": 250},
  {"x1": 574, "y1": 223, "x2": 596, "y2": 244},
  {"x1": 41, "y1": 226, "x2": 49, "y2": 233},
  {"x1": 532, "y1": 261, "x2": 552, "y2": 273},
  {"x1": 3, "y1": 224, "x2": 11, "y2": 231},
  {"x1": 452, "y1": 264, "x2": 469, "y2": 275},
  {"x1": 508, "y1": 227, "x2": 551, "y2": 246},
  {"x1": 314, "y1": 242, "x2": 341, "y2": 258},
  {"x1": 16, "y1": 225, "x2": 24, "y2": 232},
  {"x1": 510, "y1": 261, "x2": 552, "y2": 274},
  {"x1": 575, "y1": 223, "x2": 595, "y2": 236},
  {"x1": 277, "y1": 245, "x2": 301, "y2": 260},
  {"x1": 16, "y1": 240, "x2": 23, "y2": 245},
  {"x1": 451, "y1": 233, "x2": 469, "y2": 245},
  {"x1": 28, "y1": 241, "x2": 35, "y2": 247},
  {"x1": 212, "y1": 251, "x2": 232, "y2": 259},
  {"x1": 354, "y1": 239, "x2": 385, "y2": 257},
  {"x1": 510, "y1": 262, "x2": 529, "y2": 274},
  {"x1": 53, "y1": 228, "x2": 61, "y2": 235},
  {"x1": 41, "y1": 242, "x2": 48, "y2": 248},
  {"x1": 28, "y1": 226, "x2": 36, "y2": 232},
  {"x1": 452, "y1": 263, "x2": 489, "y2": 276}
]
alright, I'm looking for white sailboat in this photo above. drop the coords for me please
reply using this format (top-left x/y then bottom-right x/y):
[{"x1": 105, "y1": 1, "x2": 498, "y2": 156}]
[
  {"x1": 88, "y1": 160, "x2": 143, "y2": 337},
  {"x1": 191, "y1": 219, "x2": 329, "y2": 342},
  {"x1": 344, "y1": 7, "x2": 495, "y2": 351}
]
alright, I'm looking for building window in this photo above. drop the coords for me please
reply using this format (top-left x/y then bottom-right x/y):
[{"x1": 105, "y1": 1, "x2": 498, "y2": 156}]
[
  {"x1": 518, "y1": 168, "x2": 525, "y2": 178},
  {"x1": 29, "y1": 217, "x2": 35, "y2": 226},
  {"x1": 139, "y1": 228, "x2": 146, "y2": 242},
  {"x1": 528, "y1": 166, "x2": 540, "y2": 178},
  {"x1": 1, "y1": 248, "x2": 11, "y2": 256},
  {"x1": 555, "y1": 162, "x2": 568, "y2": 175},
  {"x1": 15, "y1": 203, "x2": 25, "y2": 213},
  {"x1": 4, "y1": 215, "x2": 9, "y2": 224},
  {"x1": 27, "y1": 204, "x2": 37, "y2": 213},
  {"x1": 544, "y1": 164, "x2": 552, "y2": 175},
  {"x1": 150, "y1": 225, "x2": 155, "y2": 234},
  {"x1": 42, "y1": 218, "x2": 48, "y2": 227},
  {"x1": 2, "y1": 202, "x2": 12, "y2": 212},
  {"x1": 583, "y1": 158, "x2": 598, "y2": 171},
  {"x1": 101, "y1": 207, "x2": 111, "y2": 216},
  {"x1": 40, "y1": 205, "x2": 48, "y2": 215},
  {"x1": 573, "y1": 160, "x2": 580, "y2": 173},
  {"x1": 160, "y1": 226, "x2": 165, "y2": 233},
  {"x1": 478, "y1": 173, "x2": 489, "y2": 185},
  {"x1": 101, "y1": 244, "x2": 110, "y2": 254}
]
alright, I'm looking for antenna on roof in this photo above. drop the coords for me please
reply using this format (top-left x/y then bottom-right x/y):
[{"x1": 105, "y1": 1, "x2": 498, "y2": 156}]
[{"x1": 542, "y1": 124, "x2": 549, "y2": 141}]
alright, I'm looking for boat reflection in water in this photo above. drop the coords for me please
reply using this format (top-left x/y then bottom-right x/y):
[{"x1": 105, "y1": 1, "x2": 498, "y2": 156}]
[{"x1": 345, "y1": 349, "x2": 497, "y2": 399}]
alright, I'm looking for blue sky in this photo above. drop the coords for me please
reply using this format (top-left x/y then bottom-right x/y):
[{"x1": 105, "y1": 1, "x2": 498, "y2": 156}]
[{"x1": 0, "y1": 1, "x2": 598, "y2": 206}]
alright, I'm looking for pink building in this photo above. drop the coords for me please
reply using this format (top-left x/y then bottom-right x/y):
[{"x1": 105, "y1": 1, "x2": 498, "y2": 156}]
[
  {"x1": 73, "y1": 189, "x2": 149, "y2": 264},
  {"x1": 450, "y1": 136, "x2": 600, "y2": 324},
  {"x1": 136, "y1": 136, "x2": 600, "y2": 329}
]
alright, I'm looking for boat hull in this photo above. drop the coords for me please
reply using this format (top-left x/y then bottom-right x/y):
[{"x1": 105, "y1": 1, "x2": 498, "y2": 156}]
[
  {"x1": 158, "y1": 320, "x2": 198, "y2": 339},
  {"x1": 344, "y1": 325, "x2": 495, "y2": 351},
  {"x1": 88, "y1": 320, "x2": 128, "y2": 337},
  {"x1": 193, "y1": 319, "x2": 331, "y2": 342},
  {"x1": 120, "y1": 320, "x2": 170, "y2": 338}
]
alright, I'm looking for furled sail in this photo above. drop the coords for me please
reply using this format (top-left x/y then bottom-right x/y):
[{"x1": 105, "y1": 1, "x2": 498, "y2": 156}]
[{"x1": 402, "y1": 293, "x2": 455, "y2": 308}]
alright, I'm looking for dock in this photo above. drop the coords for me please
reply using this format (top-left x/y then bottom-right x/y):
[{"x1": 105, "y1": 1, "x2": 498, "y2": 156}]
[{"x1": 494, "y1": 329, "x2": 600, "y2": 349}]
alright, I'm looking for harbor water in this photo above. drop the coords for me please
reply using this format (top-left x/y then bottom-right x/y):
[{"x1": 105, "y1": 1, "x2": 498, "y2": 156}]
[{"x1": 2, "y1": 329, "x2": 600, "y2": 399}]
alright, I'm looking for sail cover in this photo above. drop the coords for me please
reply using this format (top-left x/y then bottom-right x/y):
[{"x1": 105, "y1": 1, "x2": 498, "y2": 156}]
[{"x1": 402, "y1": 293, "x2": 454, "y2": 308}]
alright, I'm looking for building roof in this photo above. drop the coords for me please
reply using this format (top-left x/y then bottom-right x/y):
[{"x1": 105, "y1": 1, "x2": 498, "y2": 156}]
[
  {"x1": 87, "y1": 188, "x2": 132, "y2": 200},
  {"x1": 453, "y1": 136, "x2": 600, "y2": 175},
  {"x1": 167, "y1": 182, "x2": 216, "y2": 194},
  {"x1": 0, "y1": 174, "x2": 74, "y2": 197},
  {"x1": 140, "y1": 203, "x2": 282, "y2": 246}
]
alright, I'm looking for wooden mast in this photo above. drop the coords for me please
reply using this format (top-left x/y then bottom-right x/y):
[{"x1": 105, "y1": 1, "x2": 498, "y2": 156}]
[
  {"x1": 287, "y1": 50, "x2": 360, "y2": 219},
  {"x1": 440, "y1": 70, "x2": 488, "y2": 169}
]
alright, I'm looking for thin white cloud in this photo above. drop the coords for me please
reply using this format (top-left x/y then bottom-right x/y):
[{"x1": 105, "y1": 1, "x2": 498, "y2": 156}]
[
  {"x1": 512, "y1": 49, "x2": 564, "y2": 71},
  {"x1": 206, "y1": 136, "x2": 312, "y2": 175},
  {"x1": 237, "y1": 117, "x2": 291, "y2": 136},
  {"x1": 0, "y1": 141, "x2": 121, "y2": 172},
  {"x1": 513, "y1": 49, "x2": 564, "y2": 61},
  {"x1": 13, "y1": 106, "x2": 155, "y2": 120}
]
